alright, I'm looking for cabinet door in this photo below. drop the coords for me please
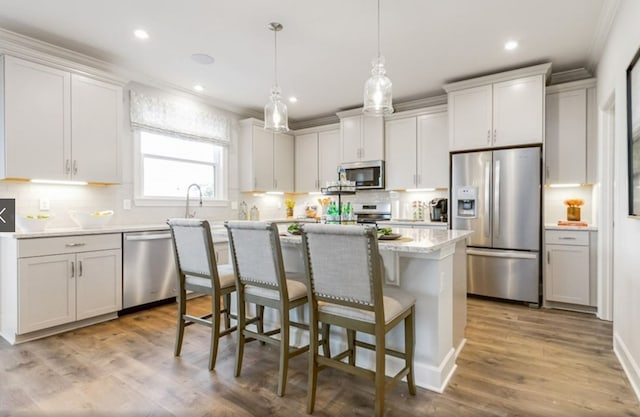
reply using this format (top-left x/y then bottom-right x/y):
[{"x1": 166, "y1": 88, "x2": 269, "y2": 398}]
[
  {"x1": 545, "y1": 89, "x2": 587, "y2": 184},
  {"x1": 362, "y1": 115, "x2": 384, "y2": 161},
  {"x1": 214, "y1": 242, "x2": 230, "y2": 265},
  {"x1": 341, "y1": 115, "x2": 362, "y2": 163},
  {"x1": 3, "y1": 56, "x2": 71, "y2": 180},
  {"x1": 318, "y1": 129, "x2": 341, "y2": 188},
  {"x1": 385, "y1": 117, "x2": 417, "y2": 190},
  {"x1": 492, "y1": 75, "x2": 544, "y2": 147},
  {"x1": 274, "y1": 133, "x2": 294, "y2": 192},
  {"x1": 71, "y1": 75, "x2": 122, "y2": 183},
  {"x1": 545, "y1": 244, "x2": 589, "y2": 305},
  {"x1": 76, "y1": 249, "x2": 122, "y2": 320},
  {"x1": 448, "y1": 84, "x2": 493, "y2": 151},
  {"x1": 295, "y1": 133, "x2": 319, "y2": 192},
  {"x1": 252, "y1": 126, "x2": 274, "y2": 191},
  {"x1": 417, "y1": 112, "x2": 449, "y2": 188},
  {"x1": 18, "y1": 254, "x2": 75, "y2": 333}
]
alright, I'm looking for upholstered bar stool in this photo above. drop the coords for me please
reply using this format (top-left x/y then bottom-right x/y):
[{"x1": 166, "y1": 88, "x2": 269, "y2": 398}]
[
  {"x1": 225, "y1": 220, "x2": 309, "y2": 397},
  {"x1": 167, "y1": 218, "x2": 237, "y2": 371},
  {"x1": 300, "y1": 223, "x2": 416, "y2": 417}
]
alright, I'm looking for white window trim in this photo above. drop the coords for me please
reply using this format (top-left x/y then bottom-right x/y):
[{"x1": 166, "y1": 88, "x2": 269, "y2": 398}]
[{"x1": 132, "y1": 129, "x2": 229, "y2": 207}]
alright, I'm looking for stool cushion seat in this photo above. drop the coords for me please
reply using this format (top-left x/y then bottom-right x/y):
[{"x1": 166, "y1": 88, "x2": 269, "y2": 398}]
[{"x1": 319, "y1": 287, "x2": 415, "y2": 324}]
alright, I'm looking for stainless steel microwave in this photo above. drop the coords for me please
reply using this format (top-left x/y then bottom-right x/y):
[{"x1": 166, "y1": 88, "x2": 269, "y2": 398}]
[{"x1": 340, "y1": 160, "x2": 385, "y2": 190}]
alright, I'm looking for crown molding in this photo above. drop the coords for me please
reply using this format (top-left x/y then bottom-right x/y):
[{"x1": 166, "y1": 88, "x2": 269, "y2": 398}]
[
  {"x1": 548, "y1": 68, "x2": 594, "y2": 85},
  {"x1": 587, "y1": 0, "x2": 621, "y2": 72},
  {"x1": 443, "y1": 62, "x2": 552, "y2": 92},
  {"x1": 290, "y1": 114, "x2": 340, "y2": 130},
  {"x1": 546, "y1": 77, "x2": 597, "y2": 94}
]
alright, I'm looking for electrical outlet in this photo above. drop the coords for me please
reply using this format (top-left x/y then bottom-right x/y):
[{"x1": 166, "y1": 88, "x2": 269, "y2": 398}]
[
  {"x1": 39, "y1": 198, "x2": 50, "y2": 211},
  {"x1": 123, "y1": 199, "x2": 131, "y2": 210}
]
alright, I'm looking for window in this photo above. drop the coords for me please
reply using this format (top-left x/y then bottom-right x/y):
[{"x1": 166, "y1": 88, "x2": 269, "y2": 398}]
[{"x1": 135, "y1": 130, "x2": 226, "y2": 203}]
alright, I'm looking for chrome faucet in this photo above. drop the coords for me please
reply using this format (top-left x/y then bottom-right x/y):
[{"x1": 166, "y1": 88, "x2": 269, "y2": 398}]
[{"x1": 185, "y1": 183, "x2": 203, "y2": 218}]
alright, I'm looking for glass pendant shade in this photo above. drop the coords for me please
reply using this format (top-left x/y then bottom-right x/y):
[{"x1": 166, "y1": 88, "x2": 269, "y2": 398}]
[
  {"x1": 264, "y1": 85, "x2": 289, "y2": 132},
  {"x1": 363, "y1": 56, "x2": 393, "y2": 115}
]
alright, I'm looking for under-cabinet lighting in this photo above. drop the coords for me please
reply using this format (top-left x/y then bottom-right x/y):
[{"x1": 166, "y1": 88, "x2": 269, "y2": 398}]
[
  {"x1": 406, "y1": 188, "x2": 436, "y2": 192},
  {"x1": 548, "y1": 183, "x2": 581, "y2": 188},
  {"x1": 266, "y1": 191, "x2": 284, "y2": 195},
  {"x1": 31, "y1": 179, "x2": 88, "y2": 186},
  {"x1": 289, "y1": 96, "x2": 298, "y2": 103},
  {"x1": 308, "y1": 191, "x2": 322, "y2": 196},
  {"x1": 193, "y1": 85, "x2": 204, "y2": 92}
]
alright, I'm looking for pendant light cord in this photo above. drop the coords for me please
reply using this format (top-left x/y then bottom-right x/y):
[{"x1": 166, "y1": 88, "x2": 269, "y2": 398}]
[
  {"x1": 377, "y1": 0, "x2": 381, "y2": 59},
  {"x1": 274, "y1": 27, "x2": 278, "y2": 87}
]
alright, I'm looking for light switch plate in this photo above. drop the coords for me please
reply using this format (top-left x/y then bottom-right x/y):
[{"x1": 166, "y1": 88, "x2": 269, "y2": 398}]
[{"x1": 39, "y1": 198, "x2": 50, "y2": 211}]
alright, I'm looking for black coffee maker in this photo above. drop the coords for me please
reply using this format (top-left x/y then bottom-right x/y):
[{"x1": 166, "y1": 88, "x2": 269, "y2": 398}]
[{"x1": 429, "y1": 198, "x2": 448, "y2": 222}]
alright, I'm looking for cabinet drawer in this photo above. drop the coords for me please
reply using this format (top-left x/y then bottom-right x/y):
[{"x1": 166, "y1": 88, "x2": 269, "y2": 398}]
[
  {"x1": 545, "y1": 230, "x2": 589, "y2": 246},
  {"x1": 18, "y1": 233, "x2": 121, "y2": 258}
]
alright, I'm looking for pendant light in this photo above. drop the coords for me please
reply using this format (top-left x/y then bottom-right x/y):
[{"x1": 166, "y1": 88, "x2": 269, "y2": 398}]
[
  {"x1": 264, "y1": 22, "x2": 289, "y2": 132},
  {"x1": 363, "y1": 0, "x2": 393, "y2": 115}
]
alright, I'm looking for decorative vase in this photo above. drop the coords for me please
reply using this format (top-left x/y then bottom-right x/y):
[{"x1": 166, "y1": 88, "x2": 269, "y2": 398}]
[
  {"x1": 286, "y1": 207, "x2": 294, "y2": 218},
  {"x1": 567, "y1": 206, "x2": 581, "y2": 221}
]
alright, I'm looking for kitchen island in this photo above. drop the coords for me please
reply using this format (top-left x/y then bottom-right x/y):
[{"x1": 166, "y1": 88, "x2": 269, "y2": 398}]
[{"x1": 278, "y1": 227, "x2": 472, "y2": 393}]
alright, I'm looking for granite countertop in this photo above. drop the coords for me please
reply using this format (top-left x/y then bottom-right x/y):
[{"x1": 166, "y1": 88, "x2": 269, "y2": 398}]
[
  {"x1": 280, "y1": 226, "x2": 472, "y2": 254},
  {"x1": 386, "y1": 219, "x2": 449, "y2": 227}
]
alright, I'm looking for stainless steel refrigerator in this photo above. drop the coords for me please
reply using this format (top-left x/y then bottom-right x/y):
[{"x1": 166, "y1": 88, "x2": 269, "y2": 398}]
[{"x1": 451, "y1": 146, "x2": 541, "y2": 304}]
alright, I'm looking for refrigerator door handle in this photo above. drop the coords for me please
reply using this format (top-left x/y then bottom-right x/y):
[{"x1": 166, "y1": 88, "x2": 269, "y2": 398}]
[
  {"x1": 467, "y1": 249, "x2": 538, "y2": 260},
  {"x1": 484, "y1": 161, "x2": 491, "y2": 238},
  {"x1": 494, "y1": 159, "x2": 501, "y2": 239}
]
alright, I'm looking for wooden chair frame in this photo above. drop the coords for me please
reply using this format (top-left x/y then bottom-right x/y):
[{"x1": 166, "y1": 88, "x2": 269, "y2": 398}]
[
  {"x1": 300, "y1": 224, "x2": 416, "y2": 417},
  {"x1": 225, "y1": 221, "x2": 309, "y2": 397},
  {"x1": 168, "y1": 218, "x2": 237, "y2": 371}
]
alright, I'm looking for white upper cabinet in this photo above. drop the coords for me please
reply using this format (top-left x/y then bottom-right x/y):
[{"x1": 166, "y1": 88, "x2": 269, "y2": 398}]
[
  {"x1": 385, "y1": 107, "x2": 449, "y2": 190},
  {"x1": 2, "y1": 55, "x2": 70, "y2": 180},
  {"x1": 239, "y1": 118, "x2": 294, "y2": 192},
  {"x1": 294, "y1": 132, "x2": 319, "y2": 192},
  {"x1": 337, "y1": 111, "x2": 384, "y2": 163},
  {"x1": 545, "y1": 79, "x2": 597, "y2": 185},
  {"x1": 385, "y1": 117, "x2": 417, "y2": 190},
  {"x1": 294, "y1": 127, "x2": 340, "y2": 193},
  {"x1": 444, "y1": 63, "x2": 550, "y2": 151},
  {"x1": 0, "y1": 55, "x2": 122, "y2": 183},
  {"x1": 71, "y1": 75, "x2": 122, "y2": 183}
]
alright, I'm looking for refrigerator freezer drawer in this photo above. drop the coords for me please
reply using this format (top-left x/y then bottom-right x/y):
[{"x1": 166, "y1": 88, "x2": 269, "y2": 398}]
[{"x1": 467, "y1": 249, "x2": 540, "y2": 304}]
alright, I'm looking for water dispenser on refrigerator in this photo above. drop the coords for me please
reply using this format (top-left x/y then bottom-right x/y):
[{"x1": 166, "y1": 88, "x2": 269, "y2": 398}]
[{"x1": 455, "y1": 186, "x2": 478, "y2": 218}]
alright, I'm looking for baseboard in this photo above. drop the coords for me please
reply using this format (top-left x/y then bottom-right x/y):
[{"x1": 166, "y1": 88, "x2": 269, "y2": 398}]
[{"x1": 613, "y1": 331, "x2": 640, "y2": 402}]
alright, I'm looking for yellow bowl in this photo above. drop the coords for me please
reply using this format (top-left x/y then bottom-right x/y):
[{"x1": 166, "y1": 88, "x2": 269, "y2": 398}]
[{"x1": 15, "y1": 215, "x2": 53, "y2": 232}]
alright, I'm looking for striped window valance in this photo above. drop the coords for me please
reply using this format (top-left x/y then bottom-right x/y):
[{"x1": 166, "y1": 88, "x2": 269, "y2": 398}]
[{"x1": 130, "y1": 90, "x2": 230, "y2": 145}]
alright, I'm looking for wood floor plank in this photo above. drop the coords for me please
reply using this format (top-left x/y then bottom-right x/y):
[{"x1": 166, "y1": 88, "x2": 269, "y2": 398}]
[{"x1": 0, "y1": 296, "x2": 638, "y2": 416}]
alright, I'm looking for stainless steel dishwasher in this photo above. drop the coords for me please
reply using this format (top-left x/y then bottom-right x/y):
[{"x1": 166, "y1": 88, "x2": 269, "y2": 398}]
[{"x1": 122, "y1": 230, "x2": 178, "y2": 312}]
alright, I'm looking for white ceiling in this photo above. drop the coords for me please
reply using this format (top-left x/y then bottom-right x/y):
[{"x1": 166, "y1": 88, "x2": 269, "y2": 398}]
[{"x1": 0, "y1": 0, "x2": 614, "y2": 126}]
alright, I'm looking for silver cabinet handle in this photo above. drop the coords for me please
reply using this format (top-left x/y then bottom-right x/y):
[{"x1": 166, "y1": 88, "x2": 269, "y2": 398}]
[
  {"x1": 558, "y1": 236, "x2": 577, "y2": 240},
  {"x1": 487, "y1": 130, "x2": 491, "y2": 144},
  {"x1": 547, "y1": 251, "x2": 550, "y2": 264},
  {"x1": 65, "y1": 243, "x2": 86, "y2": 247},
  {"x1": 71, "y1": 261, "x2": 75, "y2": 278},
  {"x1": 493, "y1": 129, "x2": 497, "y2": 143},
  {"x1": 78, "y1": 260, "x2": 83, "y2": 277},
  {"x1": 65, "y1": 159, "x2": 71, "y2": 174},
  {"x1": 73, "y1": 160, "x2": 78, "y2": 175},
  {"x1": 125, "y1": 233, "x2": 171, "y2": 241}
]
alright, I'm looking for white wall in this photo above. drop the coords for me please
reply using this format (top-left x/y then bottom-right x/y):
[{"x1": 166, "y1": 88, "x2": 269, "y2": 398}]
[{"x1": 596, "y1": 0, "x2": 640, "y2": 400}]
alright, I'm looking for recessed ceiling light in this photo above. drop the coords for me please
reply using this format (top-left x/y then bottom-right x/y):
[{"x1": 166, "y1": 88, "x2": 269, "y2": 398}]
[
  {"x1": 193, "y1": 85, "x2": 204, "y2": 92},
  {"x1": 134, "y1": 29, "x2": 149, "y2": 40},
  {"x1": 289, "y1": 96, "x2": 298, "y2": 103},
  {"x1": 504, "y1": 40, "x2": 518, "y2": 51},
  {"x1": 191, "y1": 53, "x2": 215, "y2": 65}
]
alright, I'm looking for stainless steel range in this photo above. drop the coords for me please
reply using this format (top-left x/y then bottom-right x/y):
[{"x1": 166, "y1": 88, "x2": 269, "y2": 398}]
[{"x1": 353, "y1": 202, "x2": 391, "y2": 224}]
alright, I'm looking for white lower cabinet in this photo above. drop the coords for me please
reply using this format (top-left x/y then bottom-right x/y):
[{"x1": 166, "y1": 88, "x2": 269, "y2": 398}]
[
  {"x1": 544, "y1": 229, "x2": 596, "y2": 307},
  {"x1": 7, "y1": 233, "x2": 122, "y2": 340}
]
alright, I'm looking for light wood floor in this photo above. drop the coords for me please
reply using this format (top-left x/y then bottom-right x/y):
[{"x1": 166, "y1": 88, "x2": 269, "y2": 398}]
[{"x1": 1, "y1": 297, "x2": 638, "y2": 416}]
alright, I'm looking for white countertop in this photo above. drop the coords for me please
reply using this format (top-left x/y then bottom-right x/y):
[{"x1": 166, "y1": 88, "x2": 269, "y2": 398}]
[
  {"x1": 386, "y1": 219, "x2": 449, "y2": 227},
  {"x1": 545, "y1": 223, "x2": 598, "y2": 231},
  {"x1": 280, "y1": 227, "x2": 472, "y2": 255}
]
